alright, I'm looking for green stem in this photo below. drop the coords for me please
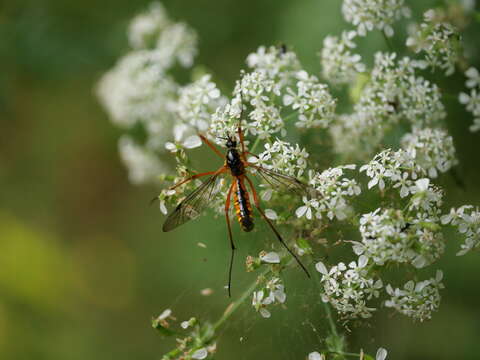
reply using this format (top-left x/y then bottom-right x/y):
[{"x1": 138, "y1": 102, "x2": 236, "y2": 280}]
[
  {"x1": 283, "y1": 111, "x2": 299, "y2": 122},
  {"x1": 323, "y1": 300, "x2": 339, "y2": 338},
  {"x1": 326, "y1": 351, "x2": 362, "y2": 358},
  {"x1": 250, "y1": 136, "x2": 262, "y2": 154},
  {"x1": 381, "y1": 31, "x2": 394, "y2": 52},
  {"x1": 310, "y1": 257, "x2": 339, "y2": 338}
]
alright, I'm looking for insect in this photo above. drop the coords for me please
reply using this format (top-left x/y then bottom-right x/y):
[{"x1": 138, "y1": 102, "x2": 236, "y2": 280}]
[{"x1": 162, "y1": 108, "x2": 312, "y2": 296}]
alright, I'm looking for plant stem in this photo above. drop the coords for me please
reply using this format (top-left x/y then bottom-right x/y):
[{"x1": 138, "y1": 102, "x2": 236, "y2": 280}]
[
  {"x1": 323, "y1": 299, "x2": 339, "y2": 338},
  {"x1": 250, "y1": 136, "x2": 262, "y2": 154},
  {"x1": 326, "y1": 351, "x2": 362, "y2": 358},
  {"x1": 381, "y1": 31, "x2": 394, "y2": 52}
]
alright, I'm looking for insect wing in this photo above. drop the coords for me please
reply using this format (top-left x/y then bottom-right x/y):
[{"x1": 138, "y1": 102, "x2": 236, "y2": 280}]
[
  {"x1": 162, "y1": 175, "x2": 223, "y2": 232},
  {"x1": 250, "y1": 165, "x2": 315, "y2": 198}
]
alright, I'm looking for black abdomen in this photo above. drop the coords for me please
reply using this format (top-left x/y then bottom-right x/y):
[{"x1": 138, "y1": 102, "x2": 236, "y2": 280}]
[{"x1": 234, "y1": 177, "x2": 254, "y2": 232}]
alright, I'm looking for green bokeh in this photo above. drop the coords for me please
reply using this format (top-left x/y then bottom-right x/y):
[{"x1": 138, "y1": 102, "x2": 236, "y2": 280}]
[{"x1": 1, "y1": 0, "x2": 480, "y2": 359}]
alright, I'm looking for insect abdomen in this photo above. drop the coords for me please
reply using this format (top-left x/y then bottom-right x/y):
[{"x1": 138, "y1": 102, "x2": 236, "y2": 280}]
[{"x1": 234, "y1": 177, "x2": 254, "y2": 232}]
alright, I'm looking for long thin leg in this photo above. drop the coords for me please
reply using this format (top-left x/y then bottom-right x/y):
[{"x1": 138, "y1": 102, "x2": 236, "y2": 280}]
[
  {"x1": 244, "y1": 175, "x2": 311, "y2": 278},
  {"x1": 198, "y1": 134, "x2": 224, "y2": 159},
  {"x1": 225, "y1": 181, "x2": 236, "y2": 297},
  {"x1": 170, "y1": 167, "x2": 226, "y2": 190},
  {"x1": 238, "y1": 92, "x2": 246, "y2": 155}
]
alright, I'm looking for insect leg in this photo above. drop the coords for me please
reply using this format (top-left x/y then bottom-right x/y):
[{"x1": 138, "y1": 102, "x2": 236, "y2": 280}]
[
  {"x1": 198, "y1": 134, "x2": 224, "y2": 159},
  {"x1": 237, "y1": 92, "x2": 247, "y2": 155},
  {"x1": 244, "y1": 175, "x2": 311, "y2": 278},
  {"x1": 170, "y1": 167, "x2": 226, "y2": 190},
  {"x1": 225, "y1": 181, "x2": 236, "y2": 297}
]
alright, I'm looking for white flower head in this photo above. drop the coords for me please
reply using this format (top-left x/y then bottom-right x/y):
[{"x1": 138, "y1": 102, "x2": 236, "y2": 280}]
[
  {"x1": 342, "y1": 0, "x2": 411, "y2": 37},
  {"x1": 385, "y1": 271, "x2": 444, "y2": 321},
  {"x1": 320, "y1": 30, "x2": 365, "y2": 85},
  {"x1": 406, "y1": 9, "x2": 461, "y2": 76}
]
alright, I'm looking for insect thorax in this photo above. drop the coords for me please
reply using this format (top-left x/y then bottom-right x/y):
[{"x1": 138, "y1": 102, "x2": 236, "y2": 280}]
[{"x1": 226, "y1": 148, "x2": 244, "y2": 176}]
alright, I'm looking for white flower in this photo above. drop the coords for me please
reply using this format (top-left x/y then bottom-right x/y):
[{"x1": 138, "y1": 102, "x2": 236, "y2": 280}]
[
  {"x1": 296, "y1": 197, "x2": 319, "y2": 220},
  {"x1": 180, "y1": 321, "x2": 190, "y2": 329},
  {"x1": 254, "y1": 139, "x2": 309, "y2": 178},
  {"x1": 97, "y1": 50, "x2": 178, "y2": 131},
  {"x1": 342, "y1": 0, "x2": 411, "y2": 37},
  {"x1": 252, "y1": 277, "x2": 287, "y2": 317},
  {"x1": 320, "y1": 30, "x2": 365, "y2": 85},
  {"x1": 441, "y1": 205, "x2": 480, "y2": 255},
  {"x1": 318, "y1": 258, "x2": 383, "y2": 319},
  {"x1": 459, "y1": 70, "x2": 480, "y2": 132},
  {"x1": 158, "y1": 308, "x2": 172, "y2": 320},
  {"x1": 401, "y1": 127, "x2": 458, "y2": 177},
  {"x1": 385, "y1": 271, "x2": 444, "y2": 321},
  {"x1": 118, "y1": 136, "x2": 168, "y2": 185},
  {"x1": 176, "y1": 74, "x2": 224, "y2": 132},
  {"x1": 376, "y1": 348, "x2": 388, "y2": 360},
  {"x1": 246, "y1": 45, "x2": 301, "y2": 86},
  {"x1": 332, "y1": 53, "x2": 445, "y2": 160},
  {"x1": 260, "y1": 252, "x2": 281, "y2": 264},
  {"x1": 165, "y1": 124, "x2": 202, "y2": 152},
  {"x1": 156, "y1": 22, "x2": 197, "y2": 67},
  {"x1": 191, "y1": 348, "x2": 208, "y2": 359},
  {"x1": 355, "y1": 208, "x2": 444, "y2": 267},
  {"x1": 406, "y1": 10, "x2": 461, "y2": 76},
  {"x1": 308, "y1": 352, "x2": 325, "y2": 360},
  {"x1": 283, "y1": 71, "x2": 337, "y2": 129},
  {"x1": 465, "y1": 67, "x2": 480, "y2": 88},
  {"x1": 128, "y1": 2, "x2": 170, "y2": 49}
]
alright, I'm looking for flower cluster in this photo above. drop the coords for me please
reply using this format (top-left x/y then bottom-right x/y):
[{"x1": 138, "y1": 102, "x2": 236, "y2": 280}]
[
  {"x1": 342, "y1": 0, "x2": 411, "y2": 37},
  {"x1": 283, "y1": 71, "x2": 337, "y2": 129},
  {"x1": 406, "y1": 9, "x2": 461, "y2": 76},
  {"x1": 360, "y1": 149, "x2": 422, "y2": 195},
  {"x1": 250, "y1": 139, "x2": 309, "y2": 177},
  {"x1": 252, "y1": 277, "x2": 287, "y2": 318},
  {"x1": 152, "y1": 309, "x2": 217, "y2": 360},
  {"x1": 385, "y1": 270, "x2": 444, "y2": 321},
  {"x1": 401, "y1": 127, "x2": 457, "y2": 178},
  {"x1": 459, "y1": 67, "x2": 480, "y2": 132},
  {"x1": 118, "y1": 136, "x2": 168, "y2": 184},
  {"x1": 296, "y1": 165, "x2": 361, "y2": 221},
  {"x1": 353, "y1": 207, "x2": 444, "y2": 269},
  {"x1": 176, "y1": 74, "x2": 224, "y2": 132},
  {"x1": 441, "y1": 205, "x2": 480, "y2": 255},
  {"x1": 330, "y1": 52, "x2": 446, "y2": 160},
  {"x1": 316, "y1": 256, "x2": 383, "y2": 319},
  {"x1": 247, "y1": 45, "x2": 301, "y2": 86},
  {"x1": 320, "y1": 30, "x2": 365, "y2": 85}
]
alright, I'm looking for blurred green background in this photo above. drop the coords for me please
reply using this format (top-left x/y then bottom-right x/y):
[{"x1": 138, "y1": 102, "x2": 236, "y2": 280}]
[{"x1": 1, "y1": 0, "x2": 480, "y2": 359}]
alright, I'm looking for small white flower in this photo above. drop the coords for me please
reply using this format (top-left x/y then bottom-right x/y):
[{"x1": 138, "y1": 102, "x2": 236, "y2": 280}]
[
  {"x1": 376, "y1": 347, "x2": 388, "y2": 360},
  {"x1": 308, "y1": 352, "x2": 324, "y2": 360},
  {"x1": 180, "y1": 321, "x2": 190, "y2": 329},
  {"x1": 320, "y1": 30, "x2": 365, "y2": 85},
  {"x1": 158, "y1": 308, "x2": 172, "y2": 320},
  {"x1": 191, "y1": 348, "x2": 208, "y2": 359},
  {"x1": 342, "y1": 0, "x2": 410, "y2": 37},
  {"x1": 119, "y1": 136, "x2": 168, "y2": 185},
  {"x1": 406, "y1": 10, "x2": 461, "y2": 76},
  {"x1": 265, "y1": 209, "x2": 278, "y2": 220},
  {"x1": 260, "y1": 252, "x2": 281, "y2": 264},
  {"x1": 466, "y1": 67, "x2": 480, "y2": 88}
]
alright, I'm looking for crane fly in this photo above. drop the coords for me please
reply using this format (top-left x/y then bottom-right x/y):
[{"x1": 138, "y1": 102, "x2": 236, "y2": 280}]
[{"x1": 162, "y1": 114, "x2": 312, "y2": 296}]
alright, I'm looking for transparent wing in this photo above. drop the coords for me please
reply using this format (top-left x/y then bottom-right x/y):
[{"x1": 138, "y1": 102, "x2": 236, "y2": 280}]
[
  {"x1": 162, "y1": 174, "x2": 224, "y2": 232},
  {"x1": 249, "y1": 164, "x2": 316, "y2": 198}
]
